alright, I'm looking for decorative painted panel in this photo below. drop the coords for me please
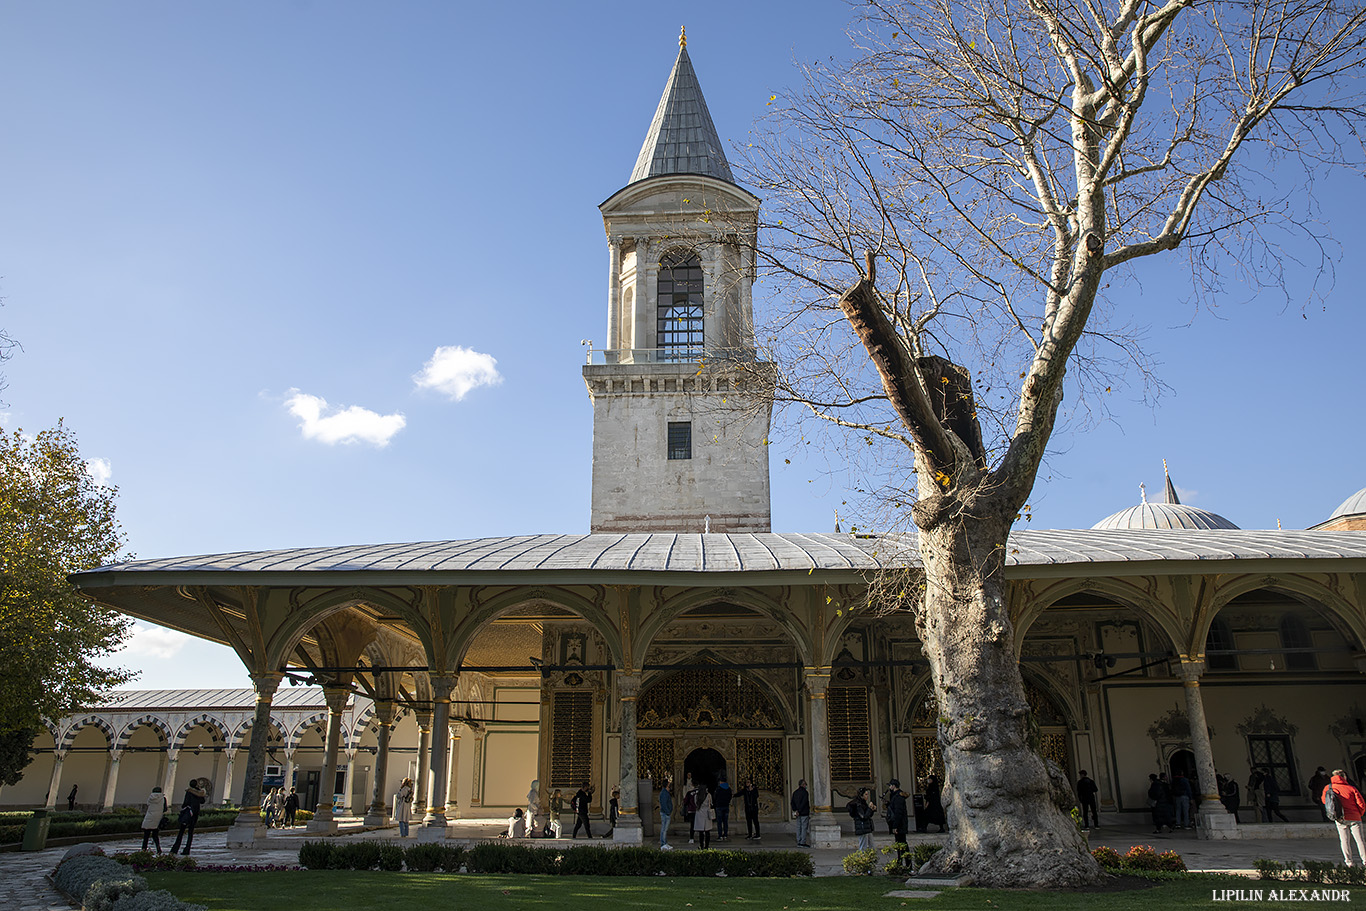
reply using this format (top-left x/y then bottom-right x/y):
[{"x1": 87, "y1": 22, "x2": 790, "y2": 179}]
[{"x1": 637, "y1": 668, "x2": 782, "y2": 730}]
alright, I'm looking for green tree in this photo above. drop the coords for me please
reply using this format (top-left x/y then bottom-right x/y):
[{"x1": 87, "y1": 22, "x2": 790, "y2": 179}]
[
  {"x1": 750, "y1": 0, "x2": 1366, "y2": 888},
  {"x1": 0, "y1": 421, "x2": 133, "y2": 785}
]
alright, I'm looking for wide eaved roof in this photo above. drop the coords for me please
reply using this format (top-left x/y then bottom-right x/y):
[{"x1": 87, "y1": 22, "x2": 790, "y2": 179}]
[{"x1": 74, "y1": 529, "x2": 1366, "y2": 585}]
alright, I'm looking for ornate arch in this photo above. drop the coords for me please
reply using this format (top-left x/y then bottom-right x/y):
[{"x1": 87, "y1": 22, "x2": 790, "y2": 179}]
[
  {"x1": 172, "y1": 715, "x2": 229, "y2": 752},
  {"x1": 445, "y1": 586, "x2": 624, "y2": 670},
  {"x1": 1012, "y1": 577, "x2": 1185, "y2": 656},
  {"x1": 59, "y1": 715, "x2": 117, "y2": 752},
  {"x1": 287, "y1": 711, "x2": 329, "y2": 750},
  {"x1": 638, "y1": 655, "x2": 793, "y2": 731},
  {"x1": 115, "y1": 715, "x2": 174, "y2": 751},
  {"x1": 264, "y1": 587, "x2": 434, "y2": 671},
  {"x1": 227, "y1": 716, "x2": 286, "y2": 752},
  {"x1": 1197, "y1": 575, "x2": 1366, "y2": 655},
  {"x1": 636, "y1": 588, "x2": 814, "y2": 668}
]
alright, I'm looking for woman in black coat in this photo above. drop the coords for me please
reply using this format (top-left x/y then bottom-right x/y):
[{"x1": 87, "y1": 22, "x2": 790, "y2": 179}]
[{"x1": 742, "y1": 779, "x2": 761, "y2": 839}]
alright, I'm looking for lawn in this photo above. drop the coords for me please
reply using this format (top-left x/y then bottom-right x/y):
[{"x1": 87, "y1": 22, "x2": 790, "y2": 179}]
[{"x1": 143, "y1": 870, "x2": 1353, "y2": 910}]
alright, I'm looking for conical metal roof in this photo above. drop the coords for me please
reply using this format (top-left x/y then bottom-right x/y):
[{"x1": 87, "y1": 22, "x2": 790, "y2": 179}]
[{"x1": 630, "y1": 39, "x2": 735, "y2": 185}]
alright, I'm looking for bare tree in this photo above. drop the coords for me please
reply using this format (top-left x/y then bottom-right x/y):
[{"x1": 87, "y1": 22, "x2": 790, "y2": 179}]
[{"x1": 744, "y1": 0, "x2": 1366, "y2": 887}]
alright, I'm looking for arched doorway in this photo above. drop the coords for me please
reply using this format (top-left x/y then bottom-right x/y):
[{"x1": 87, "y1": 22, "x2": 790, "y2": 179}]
[{"x1": 684, "y1": 747, "x2": 728, "y2": 791}]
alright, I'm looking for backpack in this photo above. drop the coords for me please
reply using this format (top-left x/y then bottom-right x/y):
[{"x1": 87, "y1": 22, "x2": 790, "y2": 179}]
[
  {"x1": 1326, "y1": 784, "x2": 1346, "y2": 823},
  {"x1": 684, "y1": 789, "x2": 698, "y2": 814}
]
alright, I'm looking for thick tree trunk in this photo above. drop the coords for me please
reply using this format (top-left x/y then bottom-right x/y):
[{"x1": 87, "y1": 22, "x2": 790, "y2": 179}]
[{"x1": 917, "y1": 510, "x2": 1100, "y2": 888}]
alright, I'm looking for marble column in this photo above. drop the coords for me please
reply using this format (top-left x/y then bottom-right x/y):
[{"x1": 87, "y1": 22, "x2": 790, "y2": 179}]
[
  {"x1": 44, "y1": 752, "x2": 66, "y2": 809},
  {"x1": 306, "y1": 685, "x2": 352, "y2": 833},
  {"x1": 100, "y1": 752, "x2": 122, "y2": 811},
  {"x1": 1180, "y1": 658, "x2": 1236, "y2": 838},
  {"x1": 220, "y1": 751, "x2": 237, "y2": 805},
  {"x1": 606, "y1": 236, "x2": 621, "y2": 350},
  {"x1": 806, "y1": 668, "x2": 842, "y2": 848},
  {"x1": 614, "y1": 673, "x2": 643, "y2": 843},
  {"x1": 413, "y1": 712, "x2": 432, "y2": 814},
  {"x1": 418, "y1": 675, "x2": 455, "y2": 841},
  {"x1": 446, "y1": 722, "x2": 462, "y2": 818},
  {"x1": 282, "y1": 752, "x2": 296, "y2": 796},
  {"x1": 364, "y1": 701, "x2": 396, "y2": 826},
  {"x1": 226, "y1": 671, "x2": 284, "y2": 846}
]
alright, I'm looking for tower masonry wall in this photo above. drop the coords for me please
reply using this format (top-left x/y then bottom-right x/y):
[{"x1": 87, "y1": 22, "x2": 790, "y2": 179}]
[{"x1": 586, "y1": 363, "x2": 772, "y2": 533}]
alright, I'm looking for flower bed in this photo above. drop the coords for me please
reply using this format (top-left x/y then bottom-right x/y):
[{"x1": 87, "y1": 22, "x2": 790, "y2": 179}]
[{"x1": 1091, "y1": 844, "x2": 1187, "y2": 873}]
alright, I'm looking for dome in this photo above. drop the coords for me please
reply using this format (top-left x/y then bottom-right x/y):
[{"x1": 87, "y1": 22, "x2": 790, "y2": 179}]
[
  {"x1": 1091, "y1": 502, "x2": 1240, "y2": 530},
  {"x1": 1329, "y1": 487, "x2": 1366, "y2": 521},
  {"x1": 1091, "y1": 464, "x2": 1240, "y2": 530}
]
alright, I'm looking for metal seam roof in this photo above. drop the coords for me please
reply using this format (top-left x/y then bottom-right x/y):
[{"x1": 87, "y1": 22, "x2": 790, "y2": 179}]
[{"x1": 629, "y1": 45, "x2": 735, "y2": 185}]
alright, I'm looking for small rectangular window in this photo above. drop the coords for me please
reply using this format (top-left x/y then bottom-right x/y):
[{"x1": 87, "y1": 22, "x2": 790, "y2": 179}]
[
  {"x1": 1248, "y1": 734, "x2": 1300, "y2": 796},
  {"x1": 667, "y1": 421, "x2": 692, "y2": 460}
]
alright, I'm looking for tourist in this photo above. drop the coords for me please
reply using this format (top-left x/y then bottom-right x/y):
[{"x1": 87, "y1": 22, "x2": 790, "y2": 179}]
[
  {"x1": 1217, "y1": 773, "x2": 1241, "y2": 823},
  {"x1": 1263, "y1": 768, "x2": 1290, "y2": 823},
  {"x1": 692, "y1": 783, "x2": 714, "y2": 849},
  {"x1": 683, "y1": 773, "x2": 697, "y2": 842},
  {"x1": 791, "y1": 779, "x2": 811, "y2": 847},
  {"x1": 605, "y1": 785, "x2": 619, "y2": 838},
  {"x1": 713, "y1": 773, "x2": 733, "y2": 839},
  {"x1": 283, "y1": 788, "x2": 299, "y2": 826},
  {"x1": 1076, "y1": 771, "x2": 1100, "y2": 828},
  {"x1": 850, "y1": 787, "x2": 877, "y2": 851},
  {"x1": 1148, "y1": 773, "x2": 1174, "y2": 833},
  {"x1": 742, "y1": 778, "x2": 761, "y2": 840},
  {"x1": 168, "y1": 778, "x2": 208, "y2": 855},
  {"x1": 549, "y1": 788, "x2": 565, "y2": 838},
  {"x1": 658, "y1": 778, "x2": 674, "y2": 850},
  {"x1": 571, "y1": 781, "x2": 594, "y2": 838},
  {"x1": 1323, "y1": 769, "x2": 1366, "y2": 866},
  {"x1": 1246, "y1": 767, "x2": 1264, "y2": 817},
  {"x1": 527, "y1": 779, "x2": 543, "y2": 836},
  {"x1": 925, "y1": 774, "x2": 947, "y2": 833},
  {"x1": 886, "y1": 779, "x2": 909, "y2": 849},
  {"x1": 67, "y1": 784, "x2": 78, "y2": 811},
  {"x1": 394, "y1": 776, "x2": 414, "y2": 837},
  {"x1": 1172, "y1": 772, "x2": 1193, "y2": 829},
  {"x1": 141, "y1": 786, "x2": 168, "y2": 853},
  {"x1": 1310, "y1": 767, "x2": 1333, "y2": 821},
  {"x1": 507, "y1": 807, "x2": 527, "y2": 838}
]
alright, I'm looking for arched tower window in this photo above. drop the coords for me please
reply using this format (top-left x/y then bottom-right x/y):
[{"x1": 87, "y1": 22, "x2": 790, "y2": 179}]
[
  {"x1": 1280, "y1": 615, "x2": 1317, "y2": 670},
  {"x1": 657, "y1": 251, "x2": 704, "y2": 357}
]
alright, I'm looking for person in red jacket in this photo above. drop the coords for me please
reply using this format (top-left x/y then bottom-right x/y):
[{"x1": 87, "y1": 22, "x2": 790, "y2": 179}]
[{"x1": 1323, "y1": 770, "x2": 1366, "y2": 866}]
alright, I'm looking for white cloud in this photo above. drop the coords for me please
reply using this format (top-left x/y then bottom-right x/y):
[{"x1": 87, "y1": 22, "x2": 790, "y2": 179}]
[
  {"x1": 86, "y1": 457, "x2": 113, "y2": 487},
  {"x1": 118, "y1": 621, "x2": 193, "y2": 660},
  {"x1": 413, "y1": 345, "x2": 503, "y2": 401},
  {"x1": 285, "y1": 390, "x2": 406, "y2": 447}
]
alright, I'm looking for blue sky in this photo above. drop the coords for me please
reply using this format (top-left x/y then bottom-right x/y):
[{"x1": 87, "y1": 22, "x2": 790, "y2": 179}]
[{"x1": 3, "y1": 2, "x2": 1363, "y2": 690}]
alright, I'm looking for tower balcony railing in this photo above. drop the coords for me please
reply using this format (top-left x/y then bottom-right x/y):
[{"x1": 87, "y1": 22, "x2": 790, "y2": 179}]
[{"x1": 585, "y1": 346, "x2": 761, "y2": 366}]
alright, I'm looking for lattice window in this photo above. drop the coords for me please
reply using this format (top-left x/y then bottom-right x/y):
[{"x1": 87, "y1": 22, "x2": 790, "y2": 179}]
[
  {"x1": 1037, "y1": 731, "x2": 1070, "y2": 776},
  {"x1": 637, "y1": 737, "x2": 675, "y2": 784},
  {"x1": 827, "y1": 686, "x2": 872, "y2": 781},
  {"x1": 1249, "y1": 734, "x2": 1300, "y2": 796},
  {"x1": 912, "y1": 735, "x2": 944, "y2": 784},
  {"x1": 657, "y1": 251, "x2": 704, "y2": 356},
  {"x1": 736, "y1": 737, "x2": 784, "y2": 791},
  {"x1": 637, "y1": 668, "x2": 782, "y2": 730},
  {"x1": 550, "y1": 691, "x2": 594, "y2": 788}
]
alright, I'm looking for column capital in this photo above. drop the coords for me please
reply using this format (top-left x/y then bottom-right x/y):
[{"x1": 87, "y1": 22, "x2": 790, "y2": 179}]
[
  {"x1": 373, "y1": 700, "x2": 397, "y2": 725},
  {"x1": 429, "y1": 675, "x2": 457, "y2": 699},
  {"x1": 805, "y1": 668, "x2": 832, "y2": 698},
  {"x1": 249, "y1": 672, "x2": 284, "y2": 699},
  {"x1": 416, "y1": 711, "x2": 433, "y2": 732},
  {"x1": 1178, "y1": 657, "x2": 1205, "y2": 682},
  {"x1": 1353, "y1": 653, "x2": 1366, "y2": 675},
  {"x1": 617, "y1": 672, "x2": 642, "y2": 701},
  {"x1": 323, "y1": 685, "x2": 351, "y2": 711}
]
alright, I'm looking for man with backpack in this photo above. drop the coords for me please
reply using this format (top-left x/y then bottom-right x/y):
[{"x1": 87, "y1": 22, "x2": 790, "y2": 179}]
[{"x1": 1322, "y1": 770, "x2": 1366, "y2": 866}]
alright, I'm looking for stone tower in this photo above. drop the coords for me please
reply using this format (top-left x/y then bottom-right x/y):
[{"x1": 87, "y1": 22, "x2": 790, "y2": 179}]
[{"x1": 585, "y1": 31, "x2": 772, "y2": 534}]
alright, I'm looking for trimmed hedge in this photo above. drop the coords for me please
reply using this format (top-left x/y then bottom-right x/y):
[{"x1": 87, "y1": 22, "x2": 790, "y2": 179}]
[
  {"x1": 297, "y1": 840, "x2": 812, "y2": 877},
  {"x1": 1092, "y1": 845, "x2": 1186, "y2": 873},
  {"x1": 2, "y1": 809, "x2": 242, "y2": 844}
]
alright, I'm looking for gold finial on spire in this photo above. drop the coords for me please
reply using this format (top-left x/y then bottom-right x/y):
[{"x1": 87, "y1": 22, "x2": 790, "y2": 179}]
[
  {"x1": 1163, "y1": 457, "x2": 1170, "y2": 477},
  {"x1": 680, "y1": 26, "x2": 687, "y2": 48}
]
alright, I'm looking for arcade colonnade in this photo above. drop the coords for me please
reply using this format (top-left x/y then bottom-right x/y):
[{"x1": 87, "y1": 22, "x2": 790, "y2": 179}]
[{"x1": 60, "y1": 531, "x2": 1366, "y2": 845}]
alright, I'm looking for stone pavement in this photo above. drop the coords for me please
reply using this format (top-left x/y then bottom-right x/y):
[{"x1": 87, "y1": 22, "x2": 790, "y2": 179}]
[{"x1": 1, "y1": 816, "x2": 1352, "y2": 910}]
